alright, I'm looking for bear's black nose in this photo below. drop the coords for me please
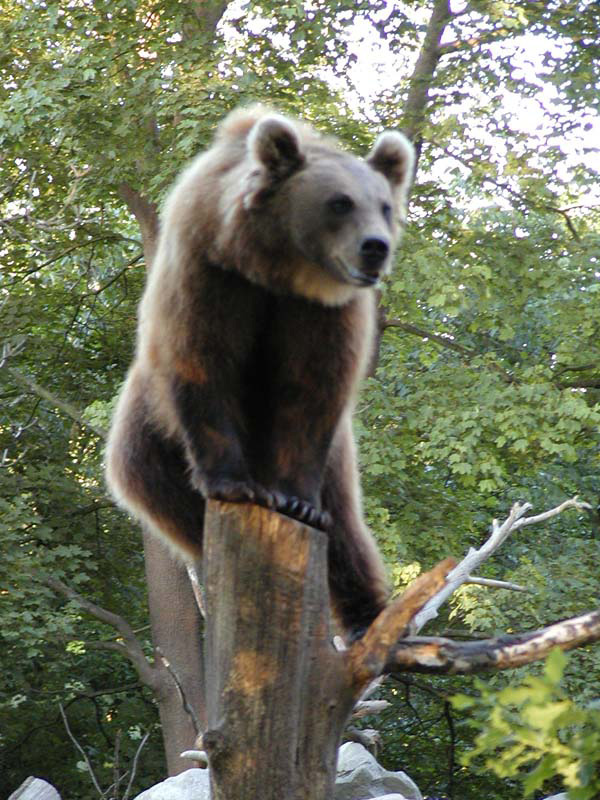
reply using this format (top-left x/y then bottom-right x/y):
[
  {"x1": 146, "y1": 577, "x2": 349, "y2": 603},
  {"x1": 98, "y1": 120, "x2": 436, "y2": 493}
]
[{"x1": 360, "y1": 236, "x2": 389, "y2": 275}]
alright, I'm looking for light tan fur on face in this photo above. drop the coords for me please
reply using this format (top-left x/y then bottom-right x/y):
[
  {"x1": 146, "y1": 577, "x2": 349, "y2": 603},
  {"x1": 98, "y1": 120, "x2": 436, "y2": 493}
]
[{"x1": 290, "y1": 258, "x2": 360, "y2": 307}]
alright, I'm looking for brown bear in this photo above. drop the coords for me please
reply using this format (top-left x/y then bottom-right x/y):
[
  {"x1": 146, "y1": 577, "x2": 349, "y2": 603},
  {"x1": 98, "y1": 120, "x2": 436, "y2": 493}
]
[{"x1": 105, "y1": 106, "x2": 414, "y2": 636}]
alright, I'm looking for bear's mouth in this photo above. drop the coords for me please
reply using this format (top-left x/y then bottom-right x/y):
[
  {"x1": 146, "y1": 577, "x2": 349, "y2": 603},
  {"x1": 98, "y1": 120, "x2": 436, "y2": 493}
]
[{"x1": 330, "y1": 257, "x2": 380, "y2": 288}]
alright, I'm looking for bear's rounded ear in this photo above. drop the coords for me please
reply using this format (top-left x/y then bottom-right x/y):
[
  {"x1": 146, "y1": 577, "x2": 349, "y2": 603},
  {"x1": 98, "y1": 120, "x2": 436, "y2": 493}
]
[
  {"x1": 248, "y1": 115, "x2": 305, "y2": 179},
  {"x1": 367, "y1": 131, "x2": 415, "y2": 213}
]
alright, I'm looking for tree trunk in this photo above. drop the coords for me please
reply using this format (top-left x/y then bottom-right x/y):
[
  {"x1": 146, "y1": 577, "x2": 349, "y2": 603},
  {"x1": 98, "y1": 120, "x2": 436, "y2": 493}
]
[
  {"x1": 202, "y1": 502, "x2": 358, "y2": 800},
  {"x1": 144, "y1": 533, "x2": 206, "y2": 774}
]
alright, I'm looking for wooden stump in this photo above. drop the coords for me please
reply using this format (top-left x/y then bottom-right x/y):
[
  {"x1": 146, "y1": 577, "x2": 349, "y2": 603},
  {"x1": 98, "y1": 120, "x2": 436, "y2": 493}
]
[
  {"x1": 202, "y1": 501, "x2": 357, "y2": 800},
  {"x1": 197, "y1": 499, "x2": 600, "y2": 799}
]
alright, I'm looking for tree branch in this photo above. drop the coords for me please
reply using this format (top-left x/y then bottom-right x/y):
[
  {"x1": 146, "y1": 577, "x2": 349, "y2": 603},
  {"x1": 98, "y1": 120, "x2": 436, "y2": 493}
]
[
  {"x1": 380, "y1": 318, "x2": 513, "y2": 382},
  {"x1": 428, "y1": 138, "x2": 582, "y2": 239},
  {"x1": 403, "y1": 0, "x2": 452, "y2": 169},
  {"x1": 118, "y1": 183, "x2": 159, "y2": 267},
  {"x1": 156, "y1": 646, "x2": 202, "y2": 736},
  {"x1": 464, "y1": 576, "x2": 528, "y2": 592},
  {"x1": 351, "y1": 700, "x2": 391, "y2": 719},
  {"x1": 349, "y1": 557, "x2": 456, "y2": 687},
  {"x1": 42, "y1": 576, "x2": 159, "y2": 690},
  {"x1": 60, "y1": 704, "x2": 106, "y2": 797},
  {"x1": 386, "y1": 609, "x2": 600, "y2": 674},
  {"x1": 5, "y1": 367, "x2": 107, "y2": 438},
  {"x1": 122, "y1": 730, "x2": 152, "y2": 800},
  {"x1": 558, "y1": 379, "x2": 600, "y2": 390},
  {"x1": 186, "y1": 563, "x2": 206, "y2": 618},
  {"x1": 439, "y1": 25, "x2": 521, "y2": 56},
  {"x1": 383, "y1": 318, "x2": 599, "y2": 391},
  {"x1": 345, "y1": 497, "x2": 594, "y2": 684},
  {"x1": 189, "y1": 0, "x2": 230, "y2": 33},
  {"x1": 381, "y1": 318, "x2": 474, "y2": 356},
  {"x1": 412, "y1": 497, "x2": 591, "y2": 632}
]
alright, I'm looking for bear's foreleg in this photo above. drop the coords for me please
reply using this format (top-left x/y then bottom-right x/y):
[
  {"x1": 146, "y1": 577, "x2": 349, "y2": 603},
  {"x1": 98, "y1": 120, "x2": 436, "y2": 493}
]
[
  {"x1": 257, "y1": 296, "x2": 368, "y2": 531},
  {"x1": 172, "y1": 372, "x2": 277, "y2": 510}
]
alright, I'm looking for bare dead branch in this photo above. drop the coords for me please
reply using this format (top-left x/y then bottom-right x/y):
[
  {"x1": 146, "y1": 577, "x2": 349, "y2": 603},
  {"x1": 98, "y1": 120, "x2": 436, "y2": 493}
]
[
  {"x1": 60, "y1": 701, "x2": 150, "y2": 800},
  {"x1": 180, "y1": 748, "x2": 209, "y2": 767},
  {"x1": 344, "y1": 726, "x2": 381, "y2": 753},
  {"x1": 59, "y1": 703, "x2": 106, "y2": 798},
  {"x1": 465, "y1": 576, "x2": 528, "y2": 592},
  {"x1": 344, "y1": 497, "x2": 595, "y2": 684},
  {"x1": 352, "y1": 700, "x2": 391, "y2": 719},
  {"x1": 111, "y1": 730, "x2": 122, "y2": 800},
  {"x1": 357, "y1": 674, "x2": 386, "y2": 702},
  {"x1": 122, "y1": 730, "x2": 151, "y2": 800},
  {"x1": 513, "y1": 496, "x2": 591, "y2": 530},
  {"x1": 386, "y1": 608, "x2": 600, "y2": 675},
  {"x1": 412, "y1": 497, "x2": 590, "y2": 632},
  {"x1": 156, "y1": 647, "x2": 202, "y2": 736}
]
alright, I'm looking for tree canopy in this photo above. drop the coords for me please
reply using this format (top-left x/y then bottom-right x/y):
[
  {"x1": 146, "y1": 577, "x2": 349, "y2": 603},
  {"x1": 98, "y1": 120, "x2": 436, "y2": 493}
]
[{"x1": 1, "y1": 1, "x2": 599, "y2": 798}]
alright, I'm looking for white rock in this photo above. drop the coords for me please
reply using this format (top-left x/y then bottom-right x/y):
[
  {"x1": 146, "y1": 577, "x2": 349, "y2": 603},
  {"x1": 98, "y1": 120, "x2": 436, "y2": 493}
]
[
  {"x1": 543, "y1": 795, "x2": 568, "y2": 800},
  {"x1": 134, "y1": 768, "x2": 210, "y2": 800},
  {"x1": 8, "y1": 777, "x2": 61, "y2": 800},
  {"x1": 369, "y1": 795, "x2": 411, "y2": 800},
  {"x1": 335, "y1": 743, "x2": 422, "y2": 800},
  {"x1": 133, "y1": 743, "x2": 423, "y2": 800}
]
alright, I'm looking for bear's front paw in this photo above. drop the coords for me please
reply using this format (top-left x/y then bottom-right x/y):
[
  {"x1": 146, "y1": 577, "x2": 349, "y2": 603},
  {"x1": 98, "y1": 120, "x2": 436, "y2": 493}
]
[
  {"x1": 204, "y1": 476, "x2": 256, "y2": 503},
  {"x1": 275, "y1": 495, "x2": 332, "y2": 530}
]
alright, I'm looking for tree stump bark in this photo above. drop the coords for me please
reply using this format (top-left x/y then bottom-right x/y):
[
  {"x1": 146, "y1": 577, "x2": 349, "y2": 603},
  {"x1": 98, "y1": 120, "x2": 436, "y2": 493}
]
[{"x1": 202, "y1": 501, "x2": 358, "y2": 800}]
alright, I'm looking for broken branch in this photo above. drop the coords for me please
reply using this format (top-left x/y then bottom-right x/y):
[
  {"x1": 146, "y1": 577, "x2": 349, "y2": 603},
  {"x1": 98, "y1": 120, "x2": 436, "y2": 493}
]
[
  {"x1": 349, "y1": 557, "x2": 456, "y2": 687},
  {"x1": 386, "y1": 608, "x2": 600, "y2": 674}
]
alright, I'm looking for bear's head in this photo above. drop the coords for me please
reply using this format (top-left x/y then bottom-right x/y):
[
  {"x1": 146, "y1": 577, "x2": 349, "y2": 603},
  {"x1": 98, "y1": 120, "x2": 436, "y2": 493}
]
[{"x1": 239, "y1": 112, "x2": 415, "y2": 305}]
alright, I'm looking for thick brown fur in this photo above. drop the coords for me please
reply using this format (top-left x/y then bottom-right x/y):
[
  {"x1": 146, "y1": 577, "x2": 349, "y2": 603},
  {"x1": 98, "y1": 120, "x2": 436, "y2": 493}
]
[{"x1": 106, "y1": 106, "x2": 414, "y2": 635}]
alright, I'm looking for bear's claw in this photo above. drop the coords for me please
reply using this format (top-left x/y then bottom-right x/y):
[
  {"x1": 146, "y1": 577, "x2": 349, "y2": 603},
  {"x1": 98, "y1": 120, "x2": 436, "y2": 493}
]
[{"x1": 274, "y1": 495, "x2": 331, "y2": 531}]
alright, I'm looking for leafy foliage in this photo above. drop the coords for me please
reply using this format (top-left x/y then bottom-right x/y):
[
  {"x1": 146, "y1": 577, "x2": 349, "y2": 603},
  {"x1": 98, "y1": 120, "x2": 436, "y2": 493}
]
[{"x1": 453, "y1": 650, "x2": 600, "y2": 799}]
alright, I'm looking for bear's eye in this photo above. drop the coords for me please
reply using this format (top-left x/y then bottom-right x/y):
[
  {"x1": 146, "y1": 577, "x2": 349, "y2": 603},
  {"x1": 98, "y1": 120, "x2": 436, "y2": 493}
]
[
  {"x1": 381, "y1": 202, "x2": 392, "y2": 223},
  {"x1": 328, "y1": 194, "x2": 355, "y2": 216}
]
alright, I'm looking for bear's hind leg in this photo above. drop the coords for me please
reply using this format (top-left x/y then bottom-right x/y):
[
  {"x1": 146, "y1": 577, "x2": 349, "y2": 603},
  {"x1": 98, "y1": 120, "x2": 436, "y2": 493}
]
[
  {"x1": 106, "y1": 379, "x2": 205, "y2": 559},
  {"x1": 321, "y1": 415, "x2": 389, "y2": 637}
]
